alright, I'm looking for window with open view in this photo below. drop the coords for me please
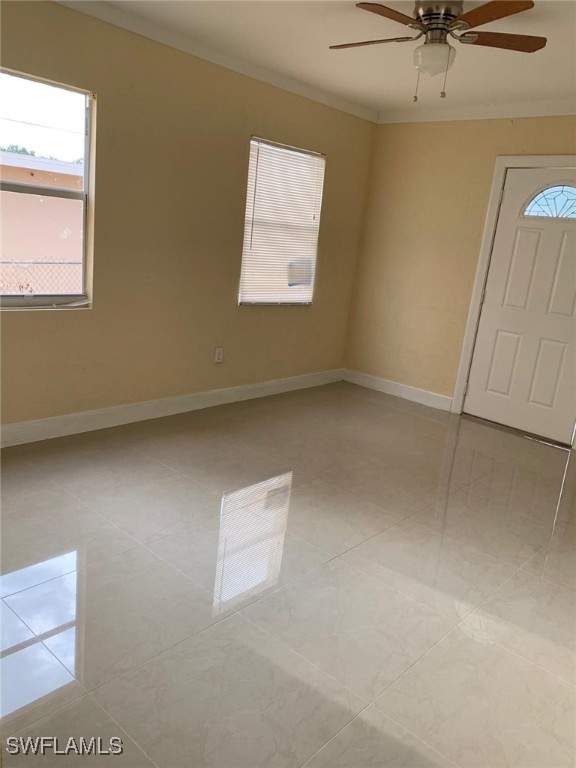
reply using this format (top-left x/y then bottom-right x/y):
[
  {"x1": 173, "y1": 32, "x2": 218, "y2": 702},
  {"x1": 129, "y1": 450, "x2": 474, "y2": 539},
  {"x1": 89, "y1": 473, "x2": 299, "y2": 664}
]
[
  {"x1": 239, "y1": 138, "x2": 326, "y2": 305},
  {"x1": 0, "y1": 71, "x2": 94, "y2": 308}
]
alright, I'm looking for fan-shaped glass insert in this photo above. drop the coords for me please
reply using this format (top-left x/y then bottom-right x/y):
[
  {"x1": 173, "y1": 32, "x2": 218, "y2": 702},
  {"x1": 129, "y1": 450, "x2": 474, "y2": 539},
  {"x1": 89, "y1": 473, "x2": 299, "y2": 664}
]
[{"x1": 524, "y1": 185, "x2": 576, "y2": 219}]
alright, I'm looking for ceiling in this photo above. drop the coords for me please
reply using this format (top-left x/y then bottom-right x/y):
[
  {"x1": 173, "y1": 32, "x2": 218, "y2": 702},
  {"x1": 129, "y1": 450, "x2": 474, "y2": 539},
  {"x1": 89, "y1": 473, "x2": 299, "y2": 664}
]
[{"x1": 63, "y1": 1, "x2": 576, "y2": 122}]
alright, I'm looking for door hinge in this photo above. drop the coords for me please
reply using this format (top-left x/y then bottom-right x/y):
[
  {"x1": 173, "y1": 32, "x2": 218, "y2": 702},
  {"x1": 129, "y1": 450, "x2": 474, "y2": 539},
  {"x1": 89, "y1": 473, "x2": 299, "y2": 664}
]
[
  {"x1": 463, "y1": 381, "x2": 469, "y2": 398},
  {"x1": 480, "y1": 287, "x2": 487, "y2": 306}
]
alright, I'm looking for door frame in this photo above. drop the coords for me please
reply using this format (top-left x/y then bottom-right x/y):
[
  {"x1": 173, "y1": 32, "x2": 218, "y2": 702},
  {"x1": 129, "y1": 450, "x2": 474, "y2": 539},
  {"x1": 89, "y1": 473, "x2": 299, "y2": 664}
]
[{"x1": 451, "y1": 154, "x2": 576, "y2": 447}]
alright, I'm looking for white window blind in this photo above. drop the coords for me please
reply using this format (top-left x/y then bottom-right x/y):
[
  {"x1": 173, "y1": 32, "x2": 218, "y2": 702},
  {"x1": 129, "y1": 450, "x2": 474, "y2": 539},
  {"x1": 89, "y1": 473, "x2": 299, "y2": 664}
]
[{"x1": 239, "y1": 138, "x2": 325, "y2": 305}]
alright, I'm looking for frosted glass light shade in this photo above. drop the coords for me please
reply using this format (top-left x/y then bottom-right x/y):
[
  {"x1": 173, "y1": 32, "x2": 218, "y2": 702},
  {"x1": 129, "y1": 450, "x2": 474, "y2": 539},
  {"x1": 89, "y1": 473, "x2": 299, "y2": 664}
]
[{"x1": 414, "y1": 42, "x2": 456, "y2": 76}]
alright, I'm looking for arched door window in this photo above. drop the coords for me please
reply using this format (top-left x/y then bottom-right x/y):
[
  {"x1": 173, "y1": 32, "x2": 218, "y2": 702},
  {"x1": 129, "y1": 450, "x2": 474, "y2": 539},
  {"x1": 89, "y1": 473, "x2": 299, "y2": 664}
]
[{"x1": 523, "y1": 185, "x2": 576, "y2": 219}]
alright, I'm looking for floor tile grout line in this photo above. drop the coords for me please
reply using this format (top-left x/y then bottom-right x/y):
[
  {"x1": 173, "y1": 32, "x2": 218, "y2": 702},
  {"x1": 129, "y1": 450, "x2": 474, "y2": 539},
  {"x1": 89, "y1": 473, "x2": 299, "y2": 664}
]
[
  {"x1": 0, "y1": 602, "x2": 75, "y2": 660},
  {"x1": 330, "y1": 556, "x2": 460, "y2": 623},
  {"x1": 239, "y1": 611, "x2": 371, "y2": 706},
  {"x1": 2, "y1": 492, "x2": 208, "y2": 601},
  {"x1": 59, "y1": 466, "x2": 454, "y2": 624},
  {"x1": 1, "y1": 595, "x2": 88, "y2": 698},
  {"x1": 333, "y1": 499, "x2": 476, "y2": 561},
  {"x1": 1, "y1": 689, "x2": 89, "y2": 741},
  {"x1": 365, "y1": 710, "x2": 464, "y2": 768},
  {"x1": 399, "y1": 492, "x2": 559, "y2": 568},
  {"x1": 47, "y1": 446, "x2": 219, "y2": 499},
  {"x1": 119, "y1": 412, "x2": 469, "y2": 505},
  {"x1": 82, "y1": 585, "x2": 321, "y2": 701},
  {"x1": 480, "y1": 636, "x2": 576, "y2": 689},
  {"x1": 42, "y1": 473, "x2": 225, "y2": 598},
  {"x1": 7, "y1": 416, "x2": 557, "y2": 532},
  {"x1": 321, "y1": 506, "x2": 537, "y2": 623},
  {"x1": 299, "y1": 705, "x2": 463, "y2": 768},
  {"x1": 297, "y1": 700, "x2": 373, "y2": 768},
  {"x1": 456, "y1": 549, "x2": 541, "y2": 617},
  {"x1": 241, "y1": 608, "x2": 465, "y2": 768},
  {"x1": 79, "y1": 565, "x2": 426, "y2": 723},
  {"x1": 121, "y1": 418, "x2": 354, "y2": 490},
  {"x1": 386, "y1": 615, "x2": 461, "y2": 699},
  {"x1": 338, "y1": 504, "x2": 528, "y2": 572},
  {"x1": 38, "y1": 471, "x2": 177, "y2": 549},
  {"x1": 238, "y1": 551, "x2": 493, "y2": 708},
  {"x1": 126, "y1": 439, "x2": 252, "y2": 494},
  {"x1": 15, "y1": 430, "x2": 229, "y2": 502},
  {"x1": 519, "y1": 550, "x2": 576, "y2": 593},
  {"x1": 373, "y1": 554, "x2": 575, "y2": 717},
  {"x1": 330, "y1": 555, "x2": 470, "y2": 623},
  {"x1": 90, "y1": 696, "x2": 161, "y2": 768},
  {"x1": 1, "y1": 567, "x2": 80, "y2": 602},
  {"x1": 3, "y1": 605, "x2": 265, "y2": 741},
  {"x1": 329, "y1": 512, "x2": 549, "y2": 622},
  {"x1": 44, "y1": 444, "x2": 561, "y2": 586},
  {"x1": 454, "y1": 544, "x2": 576, "y2": 688}
]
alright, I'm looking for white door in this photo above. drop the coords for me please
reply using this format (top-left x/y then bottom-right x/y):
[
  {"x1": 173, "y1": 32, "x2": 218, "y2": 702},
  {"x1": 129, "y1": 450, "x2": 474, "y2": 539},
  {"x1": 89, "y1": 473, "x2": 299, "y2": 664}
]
[{"x1": 465, "y1": 167, "x2": 576, "y2": 444}]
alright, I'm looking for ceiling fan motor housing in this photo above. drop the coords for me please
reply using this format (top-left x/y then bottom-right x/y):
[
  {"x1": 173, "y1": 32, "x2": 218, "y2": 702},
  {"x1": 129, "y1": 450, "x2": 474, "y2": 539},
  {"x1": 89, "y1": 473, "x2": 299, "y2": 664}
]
[
  {"x1": 413, "y1": 1, "x2": 463, "y2": 24},
  {"x1": 413, "y1": 1, "x2": 464, "y2": 43}
]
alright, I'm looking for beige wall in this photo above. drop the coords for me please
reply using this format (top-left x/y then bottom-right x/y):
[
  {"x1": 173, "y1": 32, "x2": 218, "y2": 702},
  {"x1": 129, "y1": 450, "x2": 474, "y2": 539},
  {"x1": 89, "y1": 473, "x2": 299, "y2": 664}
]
[
  {"x1": 346, "y1": 116, "x2": 576, "y2": 397},
  {"x1": 2, "y1": 3, "x2": 575, "y2": 425},
  {"x1": 0, "y1": 1, "x2": 374, "y2": 423}
]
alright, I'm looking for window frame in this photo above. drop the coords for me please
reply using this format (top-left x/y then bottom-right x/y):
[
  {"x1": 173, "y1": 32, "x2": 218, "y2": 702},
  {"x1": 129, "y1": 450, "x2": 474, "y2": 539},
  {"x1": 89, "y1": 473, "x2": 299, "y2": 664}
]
[
  {"x1": 238, "y1": 136, "x2": 326, "y2": 307},
  {"x1": 0, "y1": 69, "x2": 96, "y2": 310}
]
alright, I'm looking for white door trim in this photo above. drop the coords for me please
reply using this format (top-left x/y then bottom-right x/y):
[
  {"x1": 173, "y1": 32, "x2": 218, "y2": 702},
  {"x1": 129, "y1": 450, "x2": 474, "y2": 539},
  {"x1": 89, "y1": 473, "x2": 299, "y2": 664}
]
[{"x1": 452, "y1": 155, "x2": 576, "y2": 446}]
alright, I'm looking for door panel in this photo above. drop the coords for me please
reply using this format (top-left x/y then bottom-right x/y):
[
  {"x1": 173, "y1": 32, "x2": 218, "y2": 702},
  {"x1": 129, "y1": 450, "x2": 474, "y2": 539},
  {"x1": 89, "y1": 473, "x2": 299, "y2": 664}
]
[
  {"x1": 548, "y1": 232, "x2": 576, "y2": 317},
  {"x1": 528, "y1": 339, "x2": 566, "y2": 407},
  {"x1": 503, "y1": 228, "x2": 539, "y2": 309},
  {"x1": 464, "y1": 167, "x2": 576, "y2": 444},
  {"x1": 486, "y1": 330, "x2": 520, "y2": 395}
]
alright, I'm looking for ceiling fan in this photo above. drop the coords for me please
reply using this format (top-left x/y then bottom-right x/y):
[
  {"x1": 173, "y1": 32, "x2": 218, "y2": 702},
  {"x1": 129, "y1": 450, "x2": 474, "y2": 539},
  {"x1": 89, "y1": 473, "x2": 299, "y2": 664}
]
[{"x1": 330, "y1": 1, "x2": 547, "y2": 90}]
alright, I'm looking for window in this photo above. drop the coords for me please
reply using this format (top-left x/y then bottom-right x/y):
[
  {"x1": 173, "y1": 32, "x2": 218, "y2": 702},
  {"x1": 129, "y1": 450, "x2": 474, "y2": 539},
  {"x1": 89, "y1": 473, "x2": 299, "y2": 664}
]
[
  {"x1": 523, "y1": 185, "x2": 576, "y2": 219},
  {"x1": 239, "y1": 138, "x2": 325, "y2": 305},
  {"x1": 0, "y1": 71, "x2": 94, "y2": 308}
]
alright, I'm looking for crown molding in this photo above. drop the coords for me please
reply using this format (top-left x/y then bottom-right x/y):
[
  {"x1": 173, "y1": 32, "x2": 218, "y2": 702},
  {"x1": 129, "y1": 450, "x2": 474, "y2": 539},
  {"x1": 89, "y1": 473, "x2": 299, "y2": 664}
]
[
  {"x1": 57, "y1": 1, "x2": 378, "y2": 123},
  {"x1": 377, "y1": 99, "x2": 576, "y2": 124},
  {"x1": 56, "y1": 2, "x2": 575, "y2": 127}
]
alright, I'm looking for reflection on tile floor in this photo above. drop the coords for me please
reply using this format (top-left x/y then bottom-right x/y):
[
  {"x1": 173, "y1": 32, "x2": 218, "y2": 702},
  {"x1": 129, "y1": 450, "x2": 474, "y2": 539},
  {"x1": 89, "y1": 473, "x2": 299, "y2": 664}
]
[{"x1": 1, "y1": 383, "x2": 574, "y2": 766}]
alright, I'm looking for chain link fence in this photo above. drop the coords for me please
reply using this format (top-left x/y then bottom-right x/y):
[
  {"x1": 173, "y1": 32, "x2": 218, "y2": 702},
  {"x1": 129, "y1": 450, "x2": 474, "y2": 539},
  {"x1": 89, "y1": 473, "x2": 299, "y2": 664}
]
[{"x1": 0, "y1": 261, "x2": 83, "y2": 295}]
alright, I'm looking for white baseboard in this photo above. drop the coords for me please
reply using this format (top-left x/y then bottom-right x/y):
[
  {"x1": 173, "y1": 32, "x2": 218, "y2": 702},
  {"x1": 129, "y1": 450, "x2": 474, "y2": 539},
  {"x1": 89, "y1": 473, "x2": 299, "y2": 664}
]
[
  {"x1": 1, "y1": 369, "x2": 345, "y2": 447},
  {"x1": 1, "y1": 367, "x2": 453, "y2": 448},
  {"x1": 343, "y1": 369, "x2": 453, "y2": 412}
]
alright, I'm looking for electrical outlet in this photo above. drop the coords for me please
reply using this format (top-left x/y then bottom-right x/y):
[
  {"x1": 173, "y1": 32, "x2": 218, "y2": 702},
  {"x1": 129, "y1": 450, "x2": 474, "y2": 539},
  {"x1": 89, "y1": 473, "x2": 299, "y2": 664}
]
[{"x1": 214, "y1": 347, "x2": 224, "y2": 364}]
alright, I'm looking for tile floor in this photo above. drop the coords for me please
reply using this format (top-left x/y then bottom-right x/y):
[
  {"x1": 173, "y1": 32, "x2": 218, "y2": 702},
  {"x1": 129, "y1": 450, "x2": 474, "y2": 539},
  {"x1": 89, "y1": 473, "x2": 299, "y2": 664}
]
[{"x1": 1, "y1": 382, "x2": 574, "y2": 767}]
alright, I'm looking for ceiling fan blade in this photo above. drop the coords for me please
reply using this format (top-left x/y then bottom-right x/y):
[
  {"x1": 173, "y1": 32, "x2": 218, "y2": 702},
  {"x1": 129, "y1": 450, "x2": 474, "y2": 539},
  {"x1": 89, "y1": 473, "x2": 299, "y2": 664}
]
[
  {"x1": 463, "y1": 31, "x2": 547, "y2": 51},
  {"x1": 454, "y1": 1, "x2": 534, "y2": 30},
  {"x1": 356, "y1": 2, "x2": 417, "y2": 27},
  {"x1": 330, "y1": 36, "x2": 412, "y2": 49}
]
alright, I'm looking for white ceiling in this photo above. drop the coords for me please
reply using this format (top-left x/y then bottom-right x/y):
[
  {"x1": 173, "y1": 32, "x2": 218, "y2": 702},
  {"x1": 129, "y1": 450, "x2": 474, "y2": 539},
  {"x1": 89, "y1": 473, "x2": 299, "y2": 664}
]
[{"x1": 63, "y1": 1, "x2": 576, "y2": 122}]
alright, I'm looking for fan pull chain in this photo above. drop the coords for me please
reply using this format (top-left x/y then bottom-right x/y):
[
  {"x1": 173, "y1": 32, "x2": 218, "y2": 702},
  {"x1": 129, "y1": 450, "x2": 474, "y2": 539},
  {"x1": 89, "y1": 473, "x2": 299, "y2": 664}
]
[
  {"x1": 440, "y1": 54, "x2": 450, "y2": 98},
  {"x1": 413, "y1": 70, "x2": 420, "y2": 103}
]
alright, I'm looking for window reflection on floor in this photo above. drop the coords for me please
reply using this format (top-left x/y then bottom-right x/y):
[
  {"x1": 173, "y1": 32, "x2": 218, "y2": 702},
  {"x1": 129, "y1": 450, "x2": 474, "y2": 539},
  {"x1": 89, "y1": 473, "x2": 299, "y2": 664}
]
[
  {"x1": 213, "y1": 473, "x2": 293, "y2": 615},
  {"x1": 0, "y1": 551, "x2": 78, "y2": 718}
]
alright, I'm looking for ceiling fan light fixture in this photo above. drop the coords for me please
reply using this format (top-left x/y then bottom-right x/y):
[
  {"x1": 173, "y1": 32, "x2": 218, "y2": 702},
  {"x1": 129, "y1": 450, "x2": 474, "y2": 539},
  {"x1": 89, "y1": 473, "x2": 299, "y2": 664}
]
[{"x1": 413, "y1": 41, "x2": 456, "y2": 76}]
